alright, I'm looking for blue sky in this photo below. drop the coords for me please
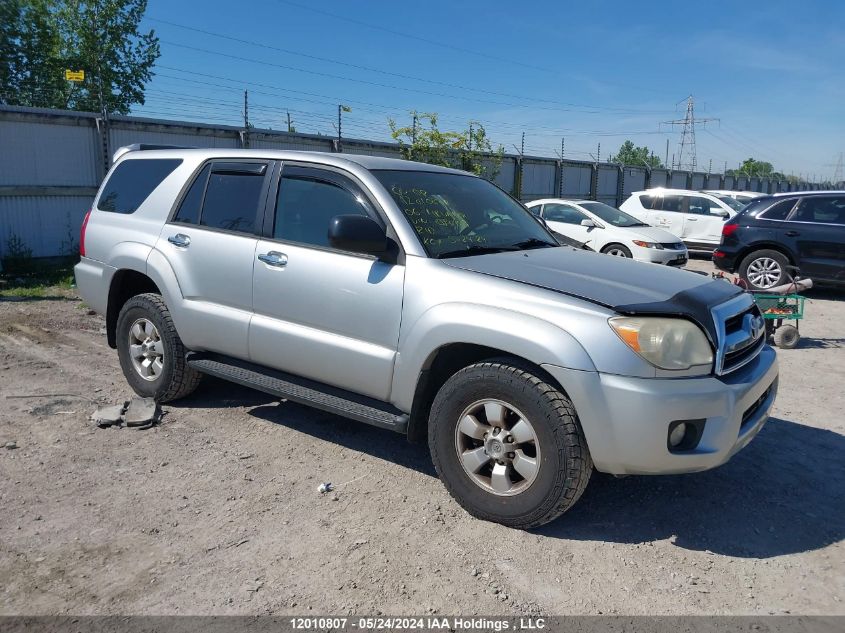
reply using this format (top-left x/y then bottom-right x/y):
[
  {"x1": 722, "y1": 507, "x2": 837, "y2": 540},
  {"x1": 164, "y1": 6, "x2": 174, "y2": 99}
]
[{"x1": 134, "y1": 0, "x2": 845, "y2": 180}]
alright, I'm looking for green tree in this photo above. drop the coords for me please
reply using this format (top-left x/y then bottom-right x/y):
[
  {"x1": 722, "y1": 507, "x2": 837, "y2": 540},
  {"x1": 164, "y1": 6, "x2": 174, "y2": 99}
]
[
  {"x1": 1, "y1": 0, "x2": 159, "y2": 115},
  {"x1": 727, "y1": 158, "x2": 775, "y2": 178},
  {"x1": 608, "y1": 140, "x2": 663, "y2": 169},
  {"x1": 389, "y1": 112, "x2": 504, "y2": 180}
]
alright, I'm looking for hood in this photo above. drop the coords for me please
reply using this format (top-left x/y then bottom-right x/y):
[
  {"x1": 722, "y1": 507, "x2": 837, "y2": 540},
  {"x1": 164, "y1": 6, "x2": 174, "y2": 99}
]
[
  {"x1": 443, "y1": 247, "x2": 742, "y2": 343},
  {"x1": 625, "y1": 224, "x2": 684, "y2": 244}
]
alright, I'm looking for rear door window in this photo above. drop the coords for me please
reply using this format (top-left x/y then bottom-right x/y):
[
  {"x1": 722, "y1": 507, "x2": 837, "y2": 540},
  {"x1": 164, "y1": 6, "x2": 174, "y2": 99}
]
[
  {"x1": 652, "y1": 195, "x2": 684, "y2": 212},
  {"x1": 187, "y1": 162, "x2": 268, "y2": 233},
  {"x1": 790, "y1": 196, "x2": 845, "y2": 224},
  {"x1": 97, "y1": 158, "x2": 182, "y2": 214}
]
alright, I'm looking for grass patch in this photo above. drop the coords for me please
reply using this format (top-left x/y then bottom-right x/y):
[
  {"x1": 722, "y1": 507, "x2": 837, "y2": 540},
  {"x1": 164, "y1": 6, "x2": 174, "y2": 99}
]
[{"x1": 0, "y1": 258, "x2": 78, "y2": 299}]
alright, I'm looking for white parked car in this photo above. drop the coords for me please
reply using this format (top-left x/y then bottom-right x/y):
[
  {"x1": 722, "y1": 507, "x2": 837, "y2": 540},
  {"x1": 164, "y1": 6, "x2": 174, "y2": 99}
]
[
  {"x1": 526, "y1": 199, "x2": 688, "y2": 266},
  {"x1": 620, "y1": 189, "x2": 736, "y2": 251},
  {"x1": 702, "y1": 190, "x2": 764, "y2": 209}
]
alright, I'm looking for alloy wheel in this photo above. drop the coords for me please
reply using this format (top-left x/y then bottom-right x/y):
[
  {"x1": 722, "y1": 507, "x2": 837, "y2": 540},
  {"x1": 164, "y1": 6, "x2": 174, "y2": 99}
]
[
  {"x1": 454, "y1": 399, "x2": 541, "y2": 496},
  {"x1": 128, "y1": 318, "x2": 164, "y2": 381}
]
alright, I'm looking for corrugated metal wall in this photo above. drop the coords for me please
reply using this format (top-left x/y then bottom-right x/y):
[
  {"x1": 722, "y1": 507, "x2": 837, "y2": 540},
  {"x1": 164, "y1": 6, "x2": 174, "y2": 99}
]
[{"x1": 0, "y1": 105, "x2": 819, "y2": 258}]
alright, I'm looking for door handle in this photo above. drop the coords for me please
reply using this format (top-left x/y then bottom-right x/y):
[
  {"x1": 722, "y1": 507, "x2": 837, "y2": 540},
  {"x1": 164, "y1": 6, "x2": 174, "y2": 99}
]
[
  {"x1": 785, "y1": 230, "x2": 800, "y2": 237},
  {"x1": 167, "y1": 233, "x2": 191, "y2": 248},
  {"x1": 257, "y1": 251, "x2": 288, "y2": 267},
  {"x1": 687, "y1": 218, "x2": 698, "y2": 221}
]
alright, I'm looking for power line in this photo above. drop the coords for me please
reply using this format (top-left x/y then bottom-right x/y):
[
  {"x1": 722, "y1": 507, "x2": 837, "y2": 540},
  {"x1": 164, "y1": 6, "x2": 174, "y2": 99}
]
[{"x1": 147, "y1": 17, "x2": 672, "y2": 115}]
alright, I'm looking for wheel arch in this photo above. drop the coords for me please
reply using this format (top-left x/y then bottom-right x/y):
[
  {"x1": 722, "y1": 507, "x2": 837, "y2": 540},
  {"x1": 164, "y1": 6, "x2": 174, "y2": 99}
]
[
  {"x1": 737, "y1": 242, "x2": 797, "y2": 268},
  {"x1": 106, "y1": 269, "x2": 161, "y2": 348},
  {"x1": 405, "y1": 343, "x2": 572, "y2": 443}
]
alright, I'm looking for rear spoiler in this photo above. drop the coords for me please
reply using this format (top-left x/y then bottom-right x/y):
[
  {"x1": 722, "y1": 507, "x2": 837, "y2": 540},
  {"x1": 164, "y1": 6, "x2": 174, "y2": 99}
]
[{"x1": 112, "y1": 143, "x2": 195, "y2": 164}]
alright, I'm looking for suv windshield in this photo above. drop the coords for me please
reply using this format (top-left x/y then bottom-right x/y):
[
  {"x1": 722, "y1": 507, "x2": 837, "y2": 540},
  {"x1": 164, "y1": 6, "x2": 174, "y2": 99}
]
[
  {"x1": 373, "y1": 170, "x2": 558, "y2": 258},
  {"x1": 579, "y1": 202, "x2": 647, "y2": 227}
]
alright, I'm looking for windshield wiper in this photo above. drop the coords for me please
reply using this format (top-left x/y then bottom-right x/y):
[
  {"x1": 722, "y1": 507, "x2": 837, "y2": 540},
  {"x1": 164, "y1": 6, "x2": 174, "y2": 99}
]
[
  {"x1": 437, "y1": 245, "x2": 518, "y2": 259},
  {"x1": 511, "y1": 237, "x2": 557, "y2": 250}
]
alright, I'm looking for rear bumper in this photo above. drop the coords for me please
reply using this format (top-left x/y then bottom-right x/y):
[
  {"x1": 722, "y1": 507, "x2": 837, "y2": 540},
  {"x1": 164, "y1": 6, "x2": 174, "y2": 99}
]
[
  {"x1": 74, "y1": 257, "x2": 115, "y2": 316},
  {"x1": 543, "y1": 345, "x2": 779, "y2": 475},
  {"x1": 712, "y1": 249, "x2": 740, "y2": 272}
]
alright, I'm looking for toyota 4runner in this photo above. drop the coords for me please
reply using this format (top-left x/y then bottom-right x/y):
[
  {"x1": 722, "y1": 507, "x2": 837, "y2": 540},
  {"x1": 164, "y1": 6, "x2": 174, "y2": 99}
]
[{"x1": 75, "y1": 147, "x2": 779, "y2": 528}]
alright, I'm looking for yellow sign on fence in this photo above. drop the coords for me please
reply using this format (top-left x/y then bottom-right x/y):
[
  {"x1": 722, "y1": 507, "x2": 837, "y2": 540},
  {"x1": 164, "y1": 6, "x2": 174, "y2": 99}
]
[{"x1": 64, "y1": 69, "x2": 85, "y2": 82}]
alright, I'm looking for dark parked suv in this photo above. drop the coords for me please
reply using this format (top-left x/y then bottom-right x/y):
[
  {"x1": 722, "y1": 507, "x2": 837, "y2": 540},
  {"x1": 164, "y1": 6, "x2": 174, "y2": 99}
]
[{"x1": 713, "y1": 192, "x2": 845, "y2": 290}]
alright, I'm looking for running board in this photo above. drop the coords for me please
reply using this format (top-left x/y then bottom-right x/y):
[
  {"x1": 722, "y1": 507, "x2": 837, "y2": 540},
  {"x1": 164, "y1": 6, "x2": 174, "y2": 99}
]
[{"x1": 185, "y1": 352, "x2": 408, "y2": 433}]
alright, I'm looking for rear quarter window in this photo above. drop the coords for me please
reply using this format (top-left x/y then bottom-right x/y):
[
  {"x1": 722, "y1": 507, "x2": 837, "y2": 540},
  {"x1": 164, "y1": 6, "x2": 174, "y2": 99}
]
[{"x1": 97, "y1": 158, "x2": 182, "y2": 214}]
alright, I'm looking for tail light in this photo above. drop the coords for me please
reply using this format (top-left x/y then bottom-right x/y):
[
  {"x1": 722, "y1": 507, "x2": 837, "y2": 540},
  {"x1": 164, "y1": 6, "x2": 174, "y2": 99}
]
[
  {"x1": 722, "y1": 223, "x2": 739, "y2": 238},
  {"x1": 79, "y1": 209, "x2": 91, "y2": 257}
]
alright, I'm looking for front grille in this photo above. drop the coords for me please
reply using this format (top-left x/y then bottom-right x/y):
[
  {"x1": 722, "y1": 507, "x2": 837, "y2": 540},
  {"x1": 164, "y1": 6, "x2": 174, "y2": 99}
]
[
  {"x1": 661, "y1": 242, "x2": 685, "y2": 250},
  {"x1": 713, "y1": 297, "x2": 766, "y2": 375}
]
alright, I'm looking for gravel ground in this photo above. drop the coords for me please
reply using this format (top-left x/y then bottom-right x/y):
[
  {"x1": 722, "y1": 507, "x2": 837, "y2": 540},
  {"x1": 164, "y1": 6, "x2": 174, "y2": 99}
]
[{"x1": 1, "y1": 257, "x2": 843, "y2": 616}]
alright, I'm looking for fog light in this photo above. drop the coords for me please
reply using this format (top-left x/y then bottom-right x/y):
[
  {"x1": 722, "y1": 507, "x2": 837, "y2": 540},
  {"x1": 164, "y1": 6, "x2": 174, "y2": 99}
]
[{"x1": 668, "y1": 423, "x2": 687, "y2": 448}]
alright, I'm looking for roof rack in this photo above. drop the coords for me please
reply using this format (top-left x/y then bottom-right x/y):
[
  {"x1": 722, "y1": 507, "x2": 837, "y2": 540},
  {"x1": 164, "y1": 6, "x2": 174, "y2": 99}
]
[{"x1": 112, "y1": 143, "x2": 195, "y2": 163}]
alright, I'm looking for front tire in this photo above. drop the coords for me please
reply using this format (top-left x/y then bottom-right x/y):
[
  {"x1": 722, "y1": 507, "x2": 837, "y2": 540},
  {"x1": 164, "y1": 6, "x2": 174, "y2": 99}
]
[
  {"x1": 601, "y1": 243, "x2": 632, "y2": 258},
  {"x1": 428, "y1": 360, "x2": 592, "y2": 529},
  {"x1": 116, "y1": 293, "x2": 202, "y2": 402}
]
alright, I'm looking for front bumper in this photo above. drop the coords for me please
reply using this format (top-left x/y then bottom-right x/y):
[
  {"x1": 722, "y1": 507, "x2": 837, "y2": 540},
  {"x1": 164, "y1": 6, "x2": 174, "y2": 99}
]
[
  {"x1": 543, "y1": 345, "x2": 779, "y2": 475},
  {"x1": 634, "y1": 247, "x2": 688, "y2": 266}
]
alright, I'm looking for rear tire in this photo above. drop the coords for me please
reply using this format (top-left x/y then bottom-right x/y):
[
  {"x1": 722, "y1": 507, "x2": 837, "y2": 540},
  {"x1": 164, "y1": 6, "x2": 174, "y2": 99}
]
[
  {"x1": 601, "y1": 243, "x2": 632, "y2": 258},
  {"x1": 428, "y1": 360, "x2": 592, "y2": 529},
  {"x1": 739, "y1": 249, "x2": 789, "y2": 290},
  {"x1": 116, "y1": 293, "x2": 202, "y2": 402},
  {"x1": 773, "y1": 324, "x2": 800, "y2": 349}
]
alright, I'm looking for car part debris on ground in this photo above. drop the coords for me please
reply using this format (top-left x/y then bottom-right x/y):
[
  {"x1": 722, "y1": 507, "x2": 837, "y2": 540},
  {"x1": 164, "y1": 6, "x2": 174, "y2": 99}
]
[
  {"x1": 92, "y1": 397, "x2": 161, "y2": 430},
  {"x1": 317, "y1": 482, "x2": 333, "y2": 494}
]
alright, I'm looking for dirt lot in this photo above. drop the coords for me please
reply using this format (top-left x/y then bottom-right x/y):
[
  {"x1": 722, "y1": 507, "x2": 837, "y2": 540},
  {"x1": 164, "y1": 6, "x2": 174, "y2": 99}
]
[{"x1": 1, "y1": 257, "x2": 843, "y2": 616}]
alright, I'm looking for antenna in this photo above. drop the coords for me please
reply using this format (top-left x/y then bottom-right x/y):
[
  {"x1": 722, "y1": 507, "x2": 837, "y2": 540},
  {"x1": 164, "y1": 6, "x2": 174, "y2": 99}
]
[{"x1": 661, "y1": 95, "x2": 718, "y2": 171}]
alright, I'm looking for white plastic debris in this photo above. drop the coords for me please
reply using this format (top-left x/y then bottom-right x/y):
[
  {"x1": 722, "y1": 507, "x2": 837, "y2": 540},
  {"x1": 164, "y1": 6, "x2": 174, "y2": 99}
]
[{"x1": 318, "y1": 482, "x2": 333, "y2": 494}]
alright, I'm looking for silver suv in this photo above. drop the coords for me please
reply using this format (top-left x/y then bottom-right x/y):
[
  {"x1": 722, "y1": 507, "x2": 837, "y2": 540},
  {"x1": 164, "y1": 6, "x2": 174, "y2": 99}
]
[{"x1": 75, "y1": 147, "x2": 779, "y2": 528}]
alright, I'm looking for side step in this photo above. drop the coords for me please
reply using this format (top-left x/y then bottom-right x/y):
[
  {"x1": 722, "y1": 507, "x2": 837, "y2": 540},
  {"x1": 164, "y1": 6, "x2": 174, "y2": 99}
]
[{"x1": 186, "y1": 352, "x2": 408, "y2": 433}]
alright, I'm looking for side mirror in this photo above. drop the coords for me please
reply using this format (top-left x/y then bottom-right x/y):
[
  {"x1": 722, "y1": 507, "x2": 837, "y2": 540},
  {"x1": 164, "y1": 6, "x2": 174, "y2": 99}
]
[
  {"x1": 580, "y1": 219, "x2": 596, "y2": 228},
  {"x1": 328, "y1": 215, "x2": 389, "y2": 256}
]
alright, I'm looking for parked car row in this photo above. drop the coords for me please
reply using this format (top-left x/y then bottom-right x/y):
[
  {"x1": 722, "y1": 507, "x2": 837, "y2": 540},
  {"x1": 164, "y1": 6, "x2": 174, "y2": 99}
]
[{"x1": 538, "y1": 187, "x2": 845, "y2": 291}]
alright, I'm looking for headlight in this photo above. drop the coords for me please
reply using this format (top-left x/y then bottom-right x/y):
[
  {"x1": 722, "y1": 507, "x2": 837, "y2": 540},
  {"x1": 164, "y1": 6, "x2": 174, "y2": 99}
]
[
  {"x1": 609, "y1": 316, "x2": 713, "y2": 370},
  {"x1": 632, "y1": 240, "x2": 663, "y2": 249}
]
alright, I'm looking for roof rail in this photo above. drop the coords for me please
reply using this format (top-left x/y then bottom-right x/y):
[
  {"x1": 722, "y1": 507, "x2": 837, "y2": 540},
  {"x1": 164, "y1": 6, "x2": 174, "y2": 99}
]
[{"x1": 112, "y1": 143, "x2": 195, "y2": 164}]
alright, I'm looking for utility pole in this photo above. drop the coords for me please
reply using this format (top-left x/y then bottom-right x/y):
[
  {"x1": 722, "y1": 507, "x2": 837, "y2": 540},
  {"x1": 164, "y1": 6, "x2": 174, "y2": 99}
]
[
  {"x1": 286, "y1": 111, "x2": 292, "y2": 133},
  {"x1": 411, "y1": 111, "x2": 418, "y2": 144},
  {"x1": 708, "y1": 158, "x2": 712, "y2": 174},
  {"x1": 242, "y1": 90, "x2": 250, "y2": 148},
  {"x1": 661, "y1": 95, "x2": 718, "y2": 171},
  {"x1": 468, "y1": 123, "x2": 473, "y2": 153},
  {"x1": 91, "y1": 3, "x2": 110, "y2": 175},
  {"x1": 665, "y1": 138, "x2": 669, "y2": 168}
]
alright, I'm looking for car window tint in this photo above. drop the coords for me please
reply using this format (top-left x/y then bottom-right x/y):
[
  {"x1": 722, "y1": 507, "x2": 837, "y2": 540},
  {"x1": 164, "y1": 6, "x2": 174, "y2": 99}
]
[
  {"x1": 638, "y1": 194, "x2": 654, "y2": 208},
  {"x1": 528, "y1": 205, "x2": 542, "y2": 216},
  {"x1": 275, "y1": 176, "x2": 369, "y2": 247},
  {"x1": 199, "y1": 169, "x2": 264, "y2": 233},
  {"x1": 97, "y1": 158, "x2": 182, "y2": 214},
  {"x1": 688, "y1": 196, "x2": 718, "y2": 215},
  {"x1": 654, "y1": 195, "x2": 683, "y2": 212},
  {"x1": 543, "y1": 204, "x2": 587, "y2": 224},
  {"x1": 759, "y1": 198, "x2": 796, "y2": 221},
  {"x1": 790, "y1": 196, "x2": 845, "y2": 224},
  {"x1": 173, "y1": 164, "x2": 210, "y2": 225}
]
